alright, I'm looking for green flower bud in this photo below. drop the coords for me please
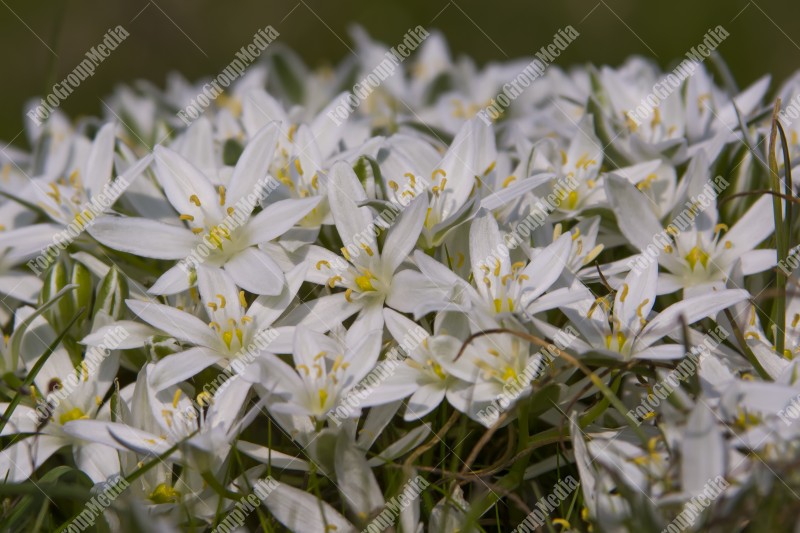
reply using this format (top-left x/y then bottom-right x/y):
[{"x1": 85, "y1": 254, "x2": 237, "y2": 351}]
[{"x1": 94, "y1": 266, "x2": 129, "y2": 320}]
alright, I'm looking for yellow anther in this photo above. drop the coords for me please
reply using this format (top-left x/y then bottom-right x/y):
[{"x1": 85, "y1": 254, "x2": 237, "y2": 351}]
[
  {"x1": 172, "y1": 389, "x2": 182, "y2": 408},
  {"x1": 192, "y1": 227, "x2": 204, "y2": 234},
  {"x1": 208, "y1": 302, "x2": 218, "y2": 311},
  {"x1": 724, "y1": 241, "x2": 732, "y2": 249},
  {"x1": 240, "y1": 316, "x2": 252, "y2": 324},
  {"x1": 456, "y1": 252, "x2": 465, "y2": 268},
  {"x1": 344, "y1": 288, "x2": 354, "y2": 302},
  {"x1": 318, "y1": 388, "x2": 329, "y2": 408},
  {"x1": 341, "y1": 247, "x2": 351, "y2": 260},
  {"x1": 575, "y1": 153, "x2": 596, "y2": 170},
  {"x1": 494, "y1": 298, "x2": 502, "y2": 313},
  {"x1": 664, "y1": 244, "x2": 674, "y2": 253},
  {"x1": 238, "y1": 290, "x2": 247, "y2": 308},
  {"x1": 388, "y1": 180, "x2": 399, "y2": 191},
  {"x1": 328, "y1": 276, "x2": 343, "y2": 288},
  {"x1": 404, "y1": 173, "x2": 417, "y2": 187},
  {"x1": 361, "y1": 244, "x2": 374, "y2": 257},
  {"x1": 552, "y1": 518, "x2": 571, "y2": 530},
  {"x1": 294, "y1": 159, "x2": 304, "y2": 175},
  {"x1": 47, "y1": 182, "x2": 61, "y2": 203},
  {"x1": 217, "y1": 185, "x2": 226, "y2": 206},
  {"x1": 189, "y1": 194, "x2": 201, "y2": 206},
  {"x1": 297, "y1": 364, "x2": 310, "y2": 376},
  {"x1": 179, "y1": 214, "x2": 194, "y2": 221},
  {"x1": 81, "y1": 361, "x2": 89, "y2": 381},
  {"x1": 227, "y1": 207, "x2": 235, "y2": 216},
  {"x1": 792, "y1": 314, "x2": 800, "y2": 328},
  {"x1": 311, "y1": 174, "x2": 319, "y2": 189},
  {"x1": 483, "y1": 161, "x2": 496, "y2": 176},
  {"x1": 619, "y1": 283, "x2": 629, "y2": 303},
  {"x1": 571, "y1": 228, "x2": 581, "y2": 240},
  {"x1": 316, "y1": 260, "x2": 331, "y2": 270},
  {"x1": 714, "y1": 223, "x2": 729, "y2": 234},
  {"x1": 208, "y1": 321, "x2": 220, "y2": 331},
  {"x1": 488, "y1": 348, "x2": 500, "y2": 357},
  {"x1": 216, "y1": 294, "x2": 226, "y2": 308}
]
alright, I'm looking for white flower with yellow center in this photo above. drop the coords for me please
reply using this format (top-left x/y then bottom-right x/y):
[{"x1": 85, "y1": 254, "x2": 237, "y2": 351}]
[
  {"x1": 606, "y1": 173, "x2": 775, "y2": 295},
  {"x1": 257, "y1": 325, "x2": 381, "y2": 421},
  {"x1": 90, "y1": 123, "x2": 321, "y2": 295},
  {"x1": 127, "y1": 264, "x2": 303, "y2": 391},
  {"x1": 559, "y1": 261, "x2": 749, "y2": 360},
  {"x1": 297, "y1": 161, "x2": 427, "y2": 332}
]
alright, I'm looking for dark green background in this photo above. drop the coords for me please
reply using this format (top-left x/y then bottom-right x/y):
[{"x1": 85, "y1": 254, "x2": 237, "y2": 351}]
[{"x1": 1, "y1": 0, "x2": 798, "y2": 145}]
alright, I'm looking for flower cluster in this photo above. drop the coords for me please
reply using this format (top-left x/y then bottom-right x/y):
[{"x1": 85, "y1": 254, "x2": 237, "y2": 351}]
[{"x1": 2, "y1": 28, "x2": 800, "y2": 532}]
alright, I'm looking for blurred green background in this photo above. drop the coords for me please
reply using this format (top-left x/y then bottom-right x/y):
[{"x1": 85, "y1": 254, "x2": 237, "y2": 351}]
[{"x1": 2, "y1": 0, "x2": 799, "y2": 145}]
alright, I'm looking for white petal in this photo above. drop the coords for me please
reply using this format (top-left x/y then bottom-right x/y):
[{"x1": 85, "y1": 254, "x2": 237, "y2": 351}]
[
  {"x1": 150, "y1": 347, "x2": 221, "y2": 390},
  {"x1": 127, "y1": 299, "x2": 219, "y2": 347},
  {"x1": 638, "y1": 289, "x2": 749, "y2": 348},
  {"x1": 244, "y1": 196, "x2": 322, "y2": 245},
  {"x1": 153, "y1": 145, "x2": 221, "y2": 219},
  {"x1": 227, "y1": 122, "x2": 279, "y2": 205},
  {"x1": 263, "y1": 482, "x2": 355, "y2": 532},
  {"x1": 328, "y1": 161, "x2": 374, "y2": 250},
  {"x1": 84, "y1": 123, "x2": 116, "y2": 199},
  {"x1": 382, "y1": 194, "x2": 427, "y2": 273},
  {"x1": 224, "y1": 248, "x2": 285, "y2": 295},
  {"x1": 681, "y1": 403, "x2": 725, "y2": 494},
  {"x1": 89, "y1": 216, "x2": 196, "y2": 259}
]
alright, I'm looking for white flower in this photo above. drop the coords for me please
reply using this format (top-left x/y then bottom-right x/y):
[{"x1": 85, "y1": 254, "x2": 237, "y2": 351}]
[
  {"x1": 126, "y1": 264, "x2": 303, "y2": 390},
  {"x1": 90, "y1": 123, "x2": 320, "y2": 295}
]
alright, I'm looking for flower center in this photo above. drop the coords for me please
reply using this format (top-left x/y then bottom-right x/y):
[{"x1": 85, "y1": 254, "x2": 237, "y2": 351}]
[
  {"x1": 685, "y1": 246, "x2": 709, "y2": 270},
  {"x1": 149, "y1": 483, "x2": 181, "y2": 504},
  {"x1": 59, "y1": 407, "x2": 88, "y2": 425}
]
